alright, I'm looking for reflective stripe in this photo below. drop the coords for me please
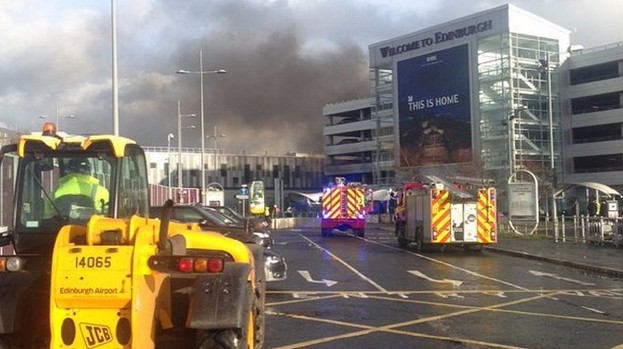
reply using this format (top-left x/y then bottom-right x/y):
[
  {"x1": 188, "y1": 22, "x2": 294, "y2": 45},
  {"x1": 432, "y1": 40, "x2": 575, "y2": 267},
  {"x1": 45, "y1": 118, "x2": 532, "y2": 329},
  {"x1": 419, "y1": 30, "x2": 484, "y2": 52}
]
[
  {"x1": 431, "y1": 190, "x2": 450, "y2": 243},
  {"x1": 477, "y1": 188, "x2": 497, "y2": 243}
]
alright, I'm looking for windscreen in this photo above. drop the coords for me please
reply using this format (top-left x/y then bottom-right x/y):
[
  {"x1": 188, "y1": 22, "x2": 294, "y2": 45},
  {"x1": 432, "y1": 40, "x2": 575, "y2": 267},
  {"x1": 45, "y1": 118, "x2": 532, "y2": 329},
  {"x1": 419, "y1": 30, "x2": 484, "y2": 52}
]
[{"x1": 16, "y1": 153, "x2": 114, "y2": 232}]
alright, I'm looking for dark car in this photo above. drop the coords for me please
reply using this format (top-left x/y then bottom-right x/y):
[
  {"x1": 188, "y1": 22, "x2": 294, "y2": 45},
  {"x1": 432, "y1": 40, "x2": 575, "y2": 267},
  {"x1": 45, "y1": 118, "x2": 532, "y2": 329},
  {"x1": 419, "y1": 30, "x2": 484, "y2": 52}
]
[
  {"x1": 207, "y1": 205, "x2": 270, "y2": 231},
  {"x1": 151, "y1": 204, "x2": 253, "y2": 242},
  {"x1": 203, "y1": 205, "x2": 274, "y2": 247},
  {"x1": 150, "y1": 204, "x2": 287, "y2": 282}
]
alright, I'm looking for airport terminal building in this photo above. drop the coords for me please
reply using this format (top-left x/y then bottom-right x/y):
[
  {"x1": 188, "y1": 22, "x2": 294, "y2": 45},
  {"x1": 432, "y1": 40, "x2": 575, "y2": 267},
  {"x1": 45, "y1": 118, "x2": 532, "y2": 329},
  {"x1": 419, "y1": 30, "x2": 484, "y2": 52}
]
[{"x1": 325, "y1": 3, "x2": 623, "y2": 206}]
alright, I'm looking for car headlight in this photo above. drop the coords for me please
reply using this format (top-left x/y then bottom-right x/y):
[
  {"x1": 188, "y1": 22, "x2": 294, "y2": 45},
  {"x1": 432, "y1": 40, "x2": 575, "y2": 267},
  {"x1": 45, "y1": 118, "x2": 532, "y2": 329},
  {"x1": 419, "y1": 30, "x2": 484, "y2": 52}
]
[{"x1": 265, "y1": 255, "x2": 282, "y2": 264}]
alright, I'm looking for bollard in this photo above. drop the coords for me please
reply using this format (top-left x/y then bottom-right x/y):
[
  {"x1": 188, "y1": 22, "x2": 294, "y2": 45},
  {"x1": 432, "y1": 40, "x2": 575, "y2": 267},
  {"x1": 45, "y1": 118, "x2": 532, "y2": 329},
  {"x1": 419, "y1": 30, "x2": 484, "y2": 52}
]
[{"x1": 580, "y1": 215, "x2": 586, "y2": 244}]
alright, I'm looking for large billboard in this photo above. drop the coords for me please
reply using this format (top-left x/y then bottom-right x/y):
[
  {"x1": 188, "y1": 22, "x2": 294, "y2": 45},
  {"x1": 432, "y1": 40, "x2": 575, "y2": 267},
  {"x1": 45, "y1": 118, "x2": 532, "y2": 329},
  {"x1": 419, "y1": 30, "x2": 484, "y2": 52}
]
[{"x1": 397, "y1": 44, "x2": 472, "y2": 167}]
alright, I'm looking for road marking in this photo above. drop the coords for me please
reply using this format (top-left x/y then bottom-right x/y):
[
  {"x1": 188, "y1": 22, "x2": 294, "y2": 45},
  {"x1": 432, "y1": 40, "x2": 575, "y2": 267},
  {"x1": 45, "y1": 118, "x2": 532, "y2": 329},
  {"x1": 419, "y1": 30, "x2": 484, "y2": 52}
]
[
  {"x1": 435, "y1": 292, "x2": 464, "y2": 299},
  {"x1": 408, "y1": 270, "x2": 463, "y2": 287},
  {"x1": 292, "y1": 293, "x2": 320, "y2": 299},
  {"x1": 529, "y1": 270, "x2": 596, "y2": 286},
  {"x1": 581, "y1": 306, "x2": 606, "y2": 314},
  {"x1": 340, "y1": 292, "x2": 368, "y2": 299},
  {"x1": 300, "y1": 234, "x2": 388, "y2": 292},
  {"x1": 269, "y1": 292, "x2": 562, "y2": 349},
  {"x1": 364, "y1": 238, "x2": 530, "y2": 291},
  {"x1": 298, "y1": 270, "x2": 338, "y2": 287},
  {"x1": 588, "y1": 290, "x2": 623, "y2": 299}
]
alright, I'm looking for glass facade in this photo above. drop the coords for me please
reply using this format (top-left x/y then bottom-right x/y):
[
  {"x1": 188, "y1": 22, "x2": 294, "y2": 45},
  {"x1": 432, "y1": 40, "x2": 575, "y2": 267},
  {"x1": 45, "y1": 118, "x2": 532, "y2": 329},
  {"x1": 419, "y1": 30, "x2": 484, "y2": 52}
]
[{"x1": 478, "y1": 32, "x2": 562, "y2": 189}]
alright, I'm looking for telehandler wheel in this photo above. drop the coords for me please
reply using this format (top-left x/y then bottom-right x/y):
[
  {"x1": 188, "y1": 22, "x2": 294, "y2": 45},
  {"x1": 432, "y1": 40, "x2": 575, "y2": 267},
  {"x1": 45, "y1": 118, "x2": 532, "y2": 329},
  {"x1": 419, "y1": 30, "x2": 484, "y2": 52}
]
[
  {"x1": 196, "y1": 328, "x2": 248, "y2": 349},
  {"x1": 252, "y1": 287, "x2": 265, "y2": 349},
  {"x1": 196, "y1": 283, "x2": 256, "y2": 349}
]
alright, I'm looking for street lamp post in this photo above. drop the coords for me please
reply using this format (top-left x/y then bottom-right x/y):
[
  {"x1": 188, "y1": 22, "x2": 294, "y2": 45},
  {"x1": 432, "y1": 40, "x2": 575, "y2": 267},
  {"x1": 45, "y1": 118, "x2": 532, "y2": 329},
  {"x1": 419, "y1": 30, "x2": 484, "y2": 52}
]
[
  {"x1": 39, "y1": 112, "x2": 76, "y2": 131},
  {"x1": 541, "y1": 52, "x2": 559, "y2": 241},
  {"x1": 176, "y1": 51, "x2": 226, "y2": 204},
  {"x1": 177, "y1": 100, "x2": 196, "y2": 198},
  {"x1": 111, "y1": 0, "x2": 119, "y2": 136},
  {"x1": 207, "y1": 125, "x2": 226, "y2": 180},
  {"x1": 167, "y1": 133, "x2": 175, "y2": 199}
]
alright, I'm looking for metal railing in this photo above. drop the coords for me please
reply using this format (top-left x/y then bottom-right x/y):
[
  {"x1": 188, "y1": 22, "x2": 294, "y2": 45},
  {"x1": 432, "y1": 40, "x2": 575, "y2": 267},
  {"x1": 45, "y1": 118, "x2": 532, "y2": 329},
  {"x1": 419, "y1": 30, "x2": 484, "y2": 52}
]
[{"x1": 532, "y1": 215, "x2": 623, "y2": 248}]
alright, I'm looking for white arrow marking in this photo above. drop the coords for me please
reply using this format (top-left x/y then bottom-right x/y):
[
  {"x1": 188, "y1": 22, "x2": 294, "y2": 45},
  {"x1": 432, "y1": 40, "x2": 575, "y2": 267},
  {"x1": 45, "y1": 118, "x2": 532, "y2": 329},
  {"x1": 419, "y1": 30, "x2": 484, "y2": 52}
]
[
  {"x1": 408, "y1": 270, "x2": 463, "y2": 287},
  {"x1": 298, "y1": 270, "x2": 338, "y2": 287},
  {"x1": 529, "y1": 270, "x2": 596, "y2": 286}
]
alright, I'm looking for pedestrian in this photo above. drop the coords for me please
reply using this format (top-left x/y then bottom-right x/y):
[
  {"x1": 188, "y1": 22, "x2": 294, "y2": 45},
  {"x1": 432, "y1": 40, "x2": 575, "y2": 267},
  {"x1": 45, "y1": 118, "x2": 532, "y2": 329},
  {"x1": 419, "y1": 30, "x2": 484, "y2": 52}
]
[
  {"x1": 264, "y1": 205, "x2": 271, "y2": 223},
  {"x1": 587, "y1": 197, "x2": 598, "y2": 216}
]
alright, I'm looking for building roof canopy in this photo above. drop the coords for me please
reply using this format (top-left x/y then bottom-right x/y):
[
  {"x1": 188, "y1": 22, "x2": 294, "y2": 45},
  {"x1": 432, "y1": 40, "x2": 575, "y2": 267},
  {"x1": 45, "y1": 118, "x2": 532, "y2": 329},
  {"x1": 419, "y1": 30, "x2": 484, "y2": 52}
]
[{"x1": 556, "y1": 181, "x2": 622, "y2": 197}]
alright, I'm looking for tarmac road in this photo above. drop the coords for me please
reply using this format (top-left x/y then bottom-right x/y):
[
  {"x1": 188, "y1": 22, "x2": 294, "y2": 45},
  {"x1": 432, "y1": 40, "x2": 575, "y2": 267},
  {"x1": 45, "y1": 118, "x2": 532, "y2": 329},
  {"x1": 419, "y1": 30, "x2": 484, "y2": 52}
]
[{"x1": 263, "y1": 224, "x2": 623, "y2": 349}]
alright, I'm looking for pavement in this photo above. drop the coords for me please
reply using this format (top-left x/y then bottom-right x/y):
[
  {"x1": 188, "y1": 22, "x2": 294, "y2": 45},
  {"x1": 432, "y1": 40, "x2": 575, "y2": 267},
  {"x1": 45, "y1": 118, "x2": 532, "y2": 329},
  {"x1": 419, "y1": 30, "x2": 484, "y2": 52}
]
[
  {"x1": 370, "y1": 222, "x2": 623, "y2": 278},
  {"x1": 486, "y1": 234, "x2": 623, "y2": 278}
]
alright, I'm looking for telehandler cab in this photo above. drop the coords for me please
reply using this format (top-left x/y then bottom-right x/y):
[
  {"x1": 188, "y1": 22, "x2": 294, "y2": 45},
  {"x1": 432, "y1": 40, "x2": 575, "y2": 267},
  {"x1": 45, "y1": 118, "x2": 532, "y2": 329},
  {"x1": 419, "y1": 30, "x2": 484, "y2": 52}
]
[{"x1": 0, "y1": 123, "x2": 265, "y2": 349}]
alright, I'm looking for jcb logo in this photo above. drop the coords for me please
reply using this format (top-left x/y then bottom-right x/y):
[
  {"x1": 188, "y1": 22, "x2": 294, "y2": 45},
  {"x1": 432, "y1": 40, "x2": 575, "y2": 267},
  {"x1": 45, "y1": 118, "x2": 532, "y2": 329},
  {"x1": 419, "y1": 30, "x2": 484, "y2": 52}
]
[{"x1": 79, "y1": 323, "x2": 113, "y2": 348}]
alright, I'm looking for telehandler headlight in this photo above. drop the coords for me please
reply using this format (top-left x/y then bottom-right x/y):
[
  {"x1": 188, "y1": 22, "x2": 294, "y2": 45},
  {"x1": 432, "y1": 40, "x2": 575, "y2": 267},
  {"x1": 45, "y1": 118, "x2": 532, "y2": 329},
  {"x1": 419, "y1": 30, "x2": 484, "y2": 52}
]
[{"x1": 0, "y1": 256, "x2": 23, "y2": 272}]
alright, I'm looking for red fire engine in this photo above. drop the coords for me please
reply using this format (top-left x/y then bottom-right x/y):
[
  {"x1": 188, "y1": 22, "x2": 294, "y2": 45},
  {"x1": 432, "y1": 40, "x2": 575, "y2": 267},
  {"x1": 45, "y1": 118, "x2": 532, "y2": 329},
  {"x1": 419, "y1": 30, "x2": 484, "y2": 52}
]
[
  {"x1": 321, "y1": 177, "x2": 367, "y2": 237},
  {"x1": 394, "y1": 177, "x2": 497, "y2": 250}
]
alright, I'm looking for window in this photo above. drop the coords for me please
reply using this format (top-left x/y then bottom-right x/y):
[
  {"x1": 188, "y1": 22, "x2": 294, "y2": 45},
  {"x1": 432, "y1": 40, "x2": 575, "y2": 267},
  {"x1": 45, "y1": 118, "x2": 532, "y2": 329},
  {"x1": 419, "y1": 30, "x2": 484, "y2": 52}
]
[
  {"x1": 570, "y1": 62, "x2": 619, "y2": 85},
  {"x1": 571, "y1": 93, "x2": 620, "y2": 115},
  {"x1": 273, "y1": 165, "x2": 279, "y2": 178},
  {"x1": 573, "y1": 123, "x2": 622, "y2": 143},
  {"x1": 574, "y1": 154, "x2": 623, "y2": 173},
  {"x1": 16, "y1": 153, "x2": 114, "y2": 231},
  {"x1": 118, "y1": 145, "x2": 149, "y2": 218}
]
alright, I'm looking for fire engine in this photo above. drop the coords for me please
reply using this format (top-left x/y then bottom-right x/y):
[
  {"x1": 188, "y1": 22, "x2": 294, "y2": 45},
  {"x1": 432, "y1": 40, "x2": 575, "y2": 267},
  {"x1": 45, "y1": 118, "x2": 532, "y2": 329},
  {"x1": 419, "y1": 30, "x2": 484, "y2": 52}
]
[
  {"x1": 394, "y1": 176, "x2": 497, "y2": 250},
  {"x1": 321, "y1": 177, "x2": 367, "y2": 237}
]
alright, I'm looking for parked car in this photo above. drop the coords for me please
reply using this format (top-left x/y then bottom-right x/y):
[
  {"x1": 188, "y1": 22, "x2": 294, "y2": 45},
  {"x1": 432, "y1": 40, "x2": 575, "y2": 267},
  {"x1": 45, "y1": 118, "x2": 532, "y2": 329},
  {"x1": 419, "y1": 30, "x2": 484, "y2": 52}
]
[
  {"x1": 203, "y1": 206, "x2": 273, "y2": 247},
  {"x1": 206, "y1": 205, "x2": 270, "y2": 233},
  {"x1": 150, "y1": 204, "x2": 287, "y2": 282}
]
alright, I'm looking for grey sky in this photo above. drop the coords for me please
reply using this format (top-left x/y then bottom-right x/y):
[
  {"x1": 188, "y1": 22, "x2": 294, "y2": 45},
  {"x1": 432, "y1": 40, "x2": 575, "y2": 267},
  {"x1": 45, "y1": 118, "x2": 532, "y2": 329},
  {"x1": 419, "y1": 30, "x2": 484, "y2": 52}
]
[{"x1": 1, "y1": 0, "x2": 621, "y2": 153}]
